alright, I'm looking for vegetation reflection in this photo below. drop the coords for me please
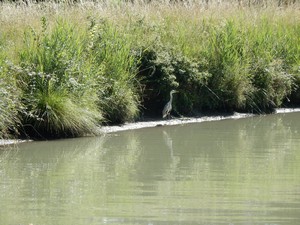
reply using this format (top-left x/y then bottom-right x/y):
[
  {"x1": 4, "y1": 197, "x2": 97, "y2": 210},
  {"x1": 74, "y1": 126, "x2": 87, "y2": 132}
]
[{"x1": 1, "y1": 113, "x2": 300, "y2": 224}]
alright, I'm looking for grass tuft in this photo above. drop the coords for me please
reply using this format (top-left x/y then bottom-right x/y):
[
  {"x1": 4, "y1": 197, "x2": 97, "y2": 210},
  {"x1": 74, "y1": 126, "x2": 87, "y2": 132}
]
[{"x1": 13, "y1": 18, "x2": 103, "y2": 138}]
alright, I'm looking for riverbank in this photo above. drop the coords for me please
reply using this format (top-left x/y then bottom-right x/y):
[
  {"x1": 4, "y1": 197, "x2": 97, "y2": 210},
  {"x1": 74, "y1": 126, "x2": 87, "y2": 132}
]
[
  {"x1": 0, "y1": 139, "x2": 28, "y2": 147},
  {"x1": 99, "y1": 108, "x2": 300, "y2": 133},
  {"x1": 1, "y1": 1, "x2": 300, "y2": 139},
  {"x1": 99, "y1": 112, "x2": 253, "y2": 133},
  {"x1": 2, "y1": 108, "x2": 300, "y2": 146}
]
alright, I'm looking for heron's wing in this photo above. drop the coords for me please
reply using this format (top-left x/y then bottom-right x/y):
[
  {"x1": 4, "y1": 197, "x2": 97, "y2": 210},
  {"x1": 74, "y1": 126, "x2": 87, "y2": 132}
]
[{"x1": 162, "y1": 101, "x2": 172, "y2": 118}]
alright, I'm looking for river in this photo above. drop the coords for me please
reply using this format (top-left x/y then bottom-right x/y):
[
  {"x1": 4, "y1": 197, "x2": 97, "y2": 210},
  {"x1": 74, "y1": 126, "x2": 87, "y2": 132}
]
[{"x1": 1, "y1": 112, "x2": 300, "y2": 225}]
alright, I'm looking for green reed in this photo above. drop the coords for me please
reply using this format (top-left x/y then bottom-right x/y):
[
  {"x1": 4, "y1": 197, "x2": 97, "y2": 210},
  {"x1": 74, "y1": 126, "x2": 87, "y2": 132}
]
[
  {"x1": 0, "y1": 1, "x2": 299, "y2": 138},
  {"x1": 13, "y1": 19, "x2": 103, "y2": 138},
  {"x1": 0, "y1": 54, "x2": 21, "y2": 139},
  {"x1": 86, "y1": 19, "x2": 140, "y2": 124},
  {"x1": 136, "y1": 7, "x2": 300, "y2": 113}
]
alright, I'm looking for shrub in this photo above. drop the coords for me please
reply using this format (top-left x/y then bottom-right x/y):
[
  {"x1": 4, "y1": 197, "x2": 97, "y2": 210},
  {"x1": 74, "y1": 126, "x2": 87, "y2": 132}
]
[
  {"x1": 249, "y1": 59, "x2": 294, "y2": 112},
  {"x1": 14, "y1": 18, "x2": 102, "y2": 138},
  {"x1": 0, "y1": 60, "x2": 21, "y2": 139},
  {"x1": 85, "y1": 20, "x2": 140, "y2": 123},
  {"x1": 138, "y1": 43, "x2": 213, "y2": 116},
  {"x1": 199, "y1": 20, "x2": 253, "y2": 111}
]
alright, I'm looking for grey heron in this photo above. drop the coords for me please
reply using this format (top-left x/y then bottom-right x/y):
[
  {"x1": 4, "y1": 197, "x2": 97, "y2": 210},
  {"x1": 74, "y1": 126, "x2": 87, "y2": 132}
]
[{"x1": 162, "y1": 90, "x2": 178, "y2": 119}]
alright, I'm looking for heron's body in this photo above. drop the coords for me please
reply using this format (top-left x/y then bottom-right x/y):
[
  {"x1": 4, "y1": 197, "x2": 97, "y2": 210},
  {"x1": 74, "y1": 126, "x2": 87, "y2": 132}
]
[{"x1": 162, "y1": 90, "x2": 177, "y2": 119}]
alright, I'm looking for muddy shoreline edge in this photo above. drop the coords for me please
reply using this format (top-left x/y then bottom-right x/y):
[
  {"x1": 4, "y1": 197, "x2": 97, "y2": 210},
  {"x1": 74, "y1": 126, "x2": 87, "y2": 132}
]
[
  {"x1": 99, "y1": 108, "x2": 300, "y2": 133},
  {"x1": 1, "y1": 108, "x2": 300, "y2": 146}
]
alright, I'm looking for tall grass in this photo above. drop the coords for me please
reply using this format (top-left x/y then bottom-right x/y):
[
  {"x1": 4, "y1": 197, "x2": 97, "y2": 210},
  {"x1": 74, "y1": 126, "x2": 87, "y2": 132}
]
[
  {"x1": 0, "y1": 1, "x2": 299, "y2": 138},
  {"x1": 135, "y1": 5, "x2": 299, "y2": 114},
  {"x1": 0, "y1": 54, "x2": 21, "y2": 139},
  {"x1": 1, "y1": 12, "x2": 141, "y2": 138},
  {"x1": 12, "y1": 18, "x2": 103, "y2": 138},
  {"x1": 86, "y1": 19, "x2": 140, "y2": 123}
]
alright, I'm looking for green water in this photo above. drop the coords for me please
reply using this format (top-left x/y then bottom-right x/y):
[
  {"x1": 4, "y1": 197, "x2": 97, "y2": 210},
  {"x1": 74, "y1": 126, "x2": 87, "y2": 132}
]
[{"x1": 1, "y1": 112, "x2": 300, "y2": 225}]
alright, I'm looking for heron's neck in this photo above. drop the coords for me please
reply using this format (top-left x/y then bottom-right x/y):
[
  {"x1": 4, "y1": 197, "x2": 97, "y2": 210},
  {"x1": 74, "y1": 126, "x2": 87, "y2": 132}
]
[{"x1": 170, "y1": 93, "x2": 173, "y2": 102}]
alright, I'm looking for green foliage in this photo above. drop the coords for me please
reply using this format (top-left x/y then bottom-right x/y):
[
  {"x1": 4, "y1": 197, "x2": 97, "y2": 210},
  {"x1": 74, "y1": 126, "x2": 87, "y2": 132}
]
[
  {"x1": 201, "y1": 20, "x2": 252, "y2": 111},
  {"x1": 290, "y1": 73, "x2": 300, "y2": 104},
  {"x1": 138, "y1": 44, "x2": 179, "y2": 114},
  {"x1": 1, "y1": 15, "x2": 141, "y2": 138},
  {"x1": 243, "y1": 19, "x2": 298, "y2": 112},
  {"x1": 138, "y1": 16, "x2": 298, "y2": 115},
  {"x1": 15, "y1": 18, "x2": 102, "y2": 138},
  {"x1": 0, "y1": 59, "x2": 21, "y2": 139},
  {"x1": 1, "y1": 3, "x2": 300, "y2": 139},
  {"x1": 98, "y1": 80, "x2": 139, "y2": 123},
  {"x1": 249, "y1": 59, "x2": 294, "y2": 112},
  {"x1": 84, "y1": 20, "x2": 140, "y2": 123},
  {"x1": 175, "y1": 18, "x2": 296, "y2": 113},
  {"x1": 138, "y1": 43, "x2": 212, "y2": 115}
]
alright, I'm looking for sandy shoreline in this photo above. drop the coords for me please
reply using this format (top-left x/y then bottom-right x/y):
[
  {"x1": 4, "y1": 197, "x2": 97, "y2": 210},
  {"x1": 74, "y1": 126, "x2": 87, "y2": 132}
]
[
  {"x1": 99, "y1": 108, "x2": 300, "y2": 133},
  {"x1": 0, "y1": 139, "x2": 28, "y2": 147},
  {"x1": 1, "y1": 108, "x2": 300, "y2": 146},
  {"x1": 99, "y1": 112, "x2": 253, "y2": 133}
]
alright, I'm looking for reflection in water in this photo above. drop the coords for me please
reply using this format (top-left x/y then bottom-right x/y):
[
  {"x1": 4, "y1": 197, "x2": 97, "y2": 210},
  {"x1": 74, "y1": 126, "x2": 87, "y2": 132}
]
[
  {"x1": 0, "y1": 112, "x2": 300, "y2": 225},
  {"x1": 162, "y1": 130, "x2": 173, "y2": 157}
]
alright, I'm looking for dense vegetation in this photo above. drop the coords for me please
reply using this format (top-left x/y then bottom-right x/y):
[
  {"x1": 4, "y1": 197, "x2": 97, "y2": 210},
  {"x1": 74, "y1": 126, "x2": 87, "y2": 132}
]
[{"x1": 0, "y1": 0, "x2": 299, "y2": 139}]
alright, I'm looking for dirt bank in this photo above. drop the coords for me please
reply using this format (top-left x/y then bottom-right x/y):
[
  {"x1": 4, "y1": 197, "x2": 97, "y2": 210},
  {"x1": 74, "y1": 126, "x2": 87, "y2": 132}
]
[
  {"x1": 99, "y1": 108, "x2": 300, "y2": 133},
  {"x1": 1, "y1": 108, "x2": 300, "y2": 146},
  {"x1": 0, "y1": 139, "x2": 28, "y2": 147}
]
